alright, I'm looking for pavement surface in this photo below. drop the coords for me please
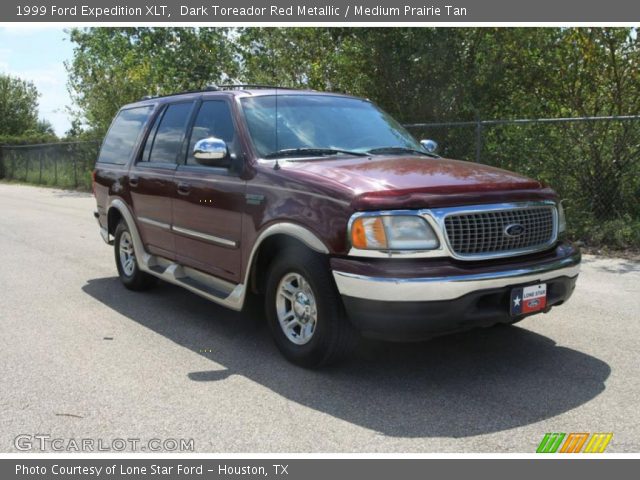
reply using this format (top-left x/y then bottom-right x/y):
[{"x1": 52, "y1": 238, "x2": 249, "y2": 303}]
[{"x1": 1, "y1": 182, "x2": 639, "y2": 453}]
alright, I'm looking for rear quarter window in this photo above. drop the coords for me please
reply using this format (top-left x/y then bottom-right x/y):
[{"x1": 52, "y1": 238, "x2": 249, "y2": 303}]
[{"x1": 97, "y1": 106, "x2": 153, "y2": 165}]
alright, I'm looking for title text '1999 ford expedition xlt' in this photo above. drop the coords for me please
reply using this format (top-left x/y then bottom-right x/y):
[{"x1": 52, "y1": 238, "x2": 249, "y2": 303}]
[{"x1": 93, "y1": 85, "x2": 580, "y2": 367}]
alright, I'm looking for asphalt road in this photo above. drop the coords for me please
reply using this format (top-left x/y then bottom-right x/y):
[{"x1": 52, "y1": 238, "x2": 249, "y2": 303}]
[{"x1": 1, "y1": 182, "x2": 639, "y2": 453}]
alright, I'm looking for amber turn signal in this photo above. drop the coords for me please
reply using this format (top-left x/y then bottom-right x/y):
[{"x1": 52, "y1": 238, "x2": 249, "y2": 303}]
[{"x1": 350, "y1": 217, "x2": 388, "y2": 249}]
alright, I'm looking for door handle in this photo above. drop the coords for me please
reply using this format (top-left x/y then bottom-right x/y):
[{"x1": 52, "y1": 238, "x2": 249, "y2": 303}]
[
  {"x1": 129, "y1": 176, "x2": 139, "y2": 187},
  {"x1": 177, "y1": 182, "x2": 191, "y2": 195}
]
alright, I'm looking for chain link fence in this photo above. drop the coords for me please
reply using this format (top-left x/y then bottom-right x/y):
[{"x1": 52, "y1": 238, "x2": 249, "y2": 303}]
[
  {"x1": 405, "y1": 116, "x2": 640, "y2": 249},
  {"x1": 1, "y1": 116, "x2": 639, "y2": 248},
  {"x1": 0, "y1": 141, "x2": 101, "y2": 190}
]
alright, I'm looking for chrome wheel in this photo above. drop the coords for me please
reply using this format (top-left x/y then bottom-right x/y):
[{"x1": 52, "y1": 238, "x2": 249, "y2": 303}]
[
  {"x1": 118, "y1": 231, "x2": 136, "y2": 277},
  {"x1": 276, "y1": 272, "x2": 318, "y2": 345}
]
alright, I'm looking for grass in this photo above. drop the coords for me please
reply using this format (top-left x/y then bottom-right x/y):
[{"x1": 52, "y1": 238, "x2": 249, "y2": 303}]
[{"x1": 1, "y1": 141, "x2": 99, "y2": 190}]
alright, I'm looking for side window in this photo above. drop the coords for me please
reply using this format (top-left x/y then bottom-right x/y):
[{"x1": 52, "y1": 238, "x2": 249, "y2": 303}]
[
  {"x1": 139, "y1": 106, "x2": 164, "y2": 163},
  {"x1": 97, "y1": 106, "x2": 153, "y2": 165},
  {"x1": 145, "y1": 102, "x2": 193, "y2": 164},
  {"x1": 186, "y1": 100, "x2": 235, "y2": 166}
]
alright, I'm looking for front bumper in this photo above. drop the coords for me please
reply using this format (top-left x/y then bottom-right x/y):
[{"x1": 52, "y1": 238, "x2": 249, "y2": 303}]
[{"x1": 332, "y1": 243, "x2": 580, "y2": 341}]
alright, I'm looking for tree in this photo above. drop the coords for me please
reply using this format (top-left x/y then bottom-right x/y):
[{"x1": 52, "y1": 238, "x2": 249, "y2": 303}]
[
  {"x1": 66, "y1": 27, "x2": 239, "y2": 135},
  {"x1": 0, "y1": 73, "x2": 40, "y2": 135},
  {"x1": 64, "y1": 118, "x2": 85, "y2": 139},
  {"x1": 546, "y1": 28, "x2": 640, "y2": 222},
  {"x1": 236, "y1": 28, "x2": 361, "y2": 92},
  {"x1": 34, "y1": 119, "x2": 55, "y2": 136}
]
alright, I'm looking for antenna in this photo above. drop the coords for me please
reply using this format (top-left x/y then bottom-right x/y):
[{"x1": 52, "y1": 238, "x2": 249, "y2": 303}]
[{"x1": 274, "y1": 85, "x2": 280, "y2": 170}]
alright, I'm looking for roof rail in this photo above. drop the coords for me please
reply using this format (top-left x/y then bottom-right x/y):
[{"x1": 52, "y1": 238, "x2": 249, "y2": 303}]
[
  {"x1": 138, "y1": 84, "x2": 299, "y2": 101},
  {"x1": 216, "y1": 84, "x2": 297, "y2": 90},
  {"x1": 138, "y1": 88, "x2": 212, "y2": 101}
]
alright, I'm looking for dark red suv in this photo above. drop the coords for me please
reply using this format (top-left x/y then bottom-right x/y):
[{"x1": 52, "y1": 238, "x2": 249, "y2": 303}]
[{"x1": 93, "y1": 85, "x2": 580, "y2": 367}]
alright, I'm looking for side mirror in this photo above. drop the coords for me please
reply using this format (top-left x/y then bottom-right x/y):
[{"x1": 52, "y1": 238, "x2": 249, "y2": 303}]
[
  {"x1": 193, "y1": 137, "x2": 230, "y2": 167},
  {"x1": 420, "y1": 139, "x2": 438, "y2": 154}
]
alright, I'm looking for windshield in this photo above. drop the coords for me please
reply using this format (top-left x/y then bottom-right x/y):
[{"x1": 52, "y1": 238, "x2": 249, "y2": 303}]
[{"x1": 240, "y1": 95, "x2": 422, "y2": 158}]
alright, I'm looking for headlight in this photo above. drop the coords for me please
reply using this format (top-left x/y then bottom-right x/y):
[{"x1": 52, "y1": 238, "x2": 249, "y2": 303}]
[
  {"x1": 350, "y1": 215, "x2": 440, "y2": 250},
  {"x1": 558, "y1": 202, "x2": 566, "y2": 233}
]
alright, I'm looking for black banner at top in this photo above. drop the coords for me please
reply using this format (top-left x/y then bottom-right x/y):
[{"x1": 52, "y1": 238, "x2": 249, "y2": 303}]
[{"x1": 2, "y1": 0, "x2": 640, "y2": 22}]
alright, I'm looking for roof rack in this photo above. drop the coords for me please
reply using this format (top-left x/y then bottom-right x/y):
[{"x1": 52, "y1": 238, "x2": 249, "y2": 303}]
[
  {"x1": 138, "y1": 84, "x2": 299, "y2": 101},
  {"x1": 214, "y1": 84, "x2": 298, "y2": 90}
]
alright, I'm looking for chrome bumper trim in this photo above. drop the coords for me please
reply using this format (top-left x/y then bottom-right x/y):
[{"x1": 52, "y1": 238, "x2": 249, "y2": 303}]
[{"x1": 333, "y1": 252, "x2": 580, "y2": 302}]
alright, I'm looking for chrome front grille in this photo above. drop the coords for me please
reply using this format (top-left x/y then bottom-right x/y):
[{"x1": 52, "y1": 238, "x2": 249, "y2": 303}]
[{"x1": 443, "y1": 206, "x2": 556, "y2": 258}]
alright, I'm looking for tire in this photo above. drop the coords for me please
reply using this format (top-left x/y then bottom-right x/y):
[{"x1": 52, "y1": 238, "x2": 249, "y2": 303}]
[
  {"x1": 264, "y1": 246, "x2": 358, "y2": 368},
  {"x1": 114, "y1": 220, "x2": 157, "y2": 291}
]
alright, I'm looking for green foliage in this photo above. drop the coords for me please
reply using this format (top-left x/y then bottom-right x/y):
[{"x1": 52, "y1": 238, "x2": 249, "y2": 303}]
[
  {"x1": 66, "y1": 27, "x2": 238, "y2": 136},
  {"x1": 35, "y1": 119, "x2": 55, "y2": 136},
  {"x1": 0, "y1": 133, "x2": 57, "y2": 145},
  {"x1": 0, "y1": 141, "x2": 99, "y2": 189},
  {"x1": 575, "y1": 215, "x2": 640, "y2": 249},
  {"x1": 0, "y1": 73, "x2": 41, "y2": 136}
]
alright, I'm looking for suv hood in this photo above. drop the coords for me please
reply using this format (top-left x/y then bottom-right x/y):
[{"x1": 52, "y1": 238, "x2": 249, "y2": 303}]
[{"x1": 286, "y1": 154, "x2": 543, "y2": 194}]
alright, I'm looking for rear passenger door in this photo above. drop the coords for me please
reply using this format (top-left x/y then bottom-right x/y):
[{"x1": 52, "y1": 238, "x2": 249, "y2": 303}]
[
  {"x1": 94, "y1": 105, "x2": 153, "y2": 229},
  {"x1": 172, "y1": 98, "x2": 245, "y2": 284},
  {"x1": 130, "y1": 101, "x2": 195, "y2": 259}
]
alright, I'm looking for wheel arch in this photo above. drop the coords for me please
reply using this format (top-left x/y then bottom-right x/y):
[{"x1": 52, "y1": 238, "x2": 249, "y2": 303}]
[
  {"x1": 106, "y1": 198, "x2": 149, "y2": 271},
  {"x1": 246, "y1": 223, "x2": 330, "y2": 295}
]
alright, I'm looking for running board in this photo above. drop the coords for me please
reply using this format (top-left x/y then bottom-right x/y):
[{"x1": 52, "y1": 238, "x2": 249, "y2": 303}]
[{"x1": 140, "y1": 253, "x2": 245, "y2": 311}]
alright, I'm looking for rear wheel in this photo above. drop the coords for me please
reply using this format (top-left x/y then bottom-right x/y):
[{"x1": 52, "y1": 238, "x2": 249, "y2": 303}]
[
  {"x1": 114, "y1": 220, "x2": 156, "y2": 291},
  {"x1": 265, "y1": 247, "x2": 358, "y2": 367}
]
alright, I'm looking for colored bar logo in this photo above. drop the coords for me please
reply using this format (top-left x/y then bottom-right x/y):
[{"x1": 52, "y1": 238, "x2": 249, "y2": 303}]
[{"x1": 537, "y1": 433, "x2": 613, "y2": 453}]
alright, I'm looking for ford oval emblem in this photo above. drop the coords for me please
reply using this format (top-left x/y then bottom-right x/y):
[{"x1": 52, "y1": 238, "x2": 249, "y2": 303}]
[{"x1": 504, "y1": 223, "x2": 526, "y2": 237}]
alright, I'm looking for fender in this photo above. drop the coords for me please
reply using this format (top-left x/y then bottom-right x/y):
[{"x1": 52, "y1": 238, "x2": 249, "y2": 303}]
[{"x1": 248, "y1": 222, "x2": 329, "y2": 259}]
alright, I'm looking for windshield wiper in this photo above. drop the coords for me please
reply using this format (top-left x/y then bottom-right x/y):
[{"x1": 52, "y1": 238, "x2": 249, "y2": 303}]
[
  {"x1": 264, "y1": 148, "x2": 368, "y2": 159},
  {"x1": 366, "y1": 146, "x2": 438, "y2": 158}
]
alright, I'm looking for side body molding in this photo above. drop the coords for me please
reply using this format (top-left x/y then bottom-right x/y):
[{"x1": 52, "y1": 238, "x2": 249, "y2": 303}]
[{"x1": 107, "y1": 199, "x2": 329, "y2": 311}]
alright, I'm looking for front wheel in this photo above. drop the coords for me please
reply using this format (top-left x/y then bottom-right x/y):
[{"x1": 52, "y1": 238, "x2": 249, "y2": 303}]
[{"x1": 265, "y1": 247, "x2": 358, "y2": 368}]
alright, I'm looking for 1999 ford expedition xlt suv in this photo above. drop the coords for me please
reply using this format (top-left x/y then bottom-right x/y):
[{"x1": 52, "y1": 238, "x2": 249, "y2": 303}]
[{"x1": 93, "y1": 85, "x2": 580, "y2": 367}]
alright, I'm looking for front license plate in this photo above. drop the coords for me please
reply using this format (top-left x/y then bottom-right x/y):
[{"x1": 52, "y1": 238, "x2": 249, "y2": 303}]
[{"x1": 510, "y1": 283, "x2": 547, "y2": 316}]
